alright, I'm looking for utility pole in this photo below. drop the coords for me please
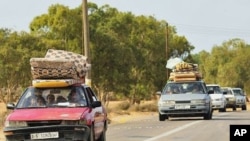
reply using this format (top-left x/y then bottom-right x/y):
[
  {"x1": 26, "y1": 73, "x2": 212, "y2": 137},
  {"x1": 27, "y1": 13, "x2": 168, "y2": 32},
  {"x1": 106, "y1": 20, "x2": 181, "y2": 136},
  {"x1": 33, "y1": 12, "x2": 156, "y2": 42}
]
[
  {"x1": 82, "y1": 0, "x2": 91, "y2": 86},
  {"x1": 165, "y1": 23, "x2": 169, "y2": 79}
]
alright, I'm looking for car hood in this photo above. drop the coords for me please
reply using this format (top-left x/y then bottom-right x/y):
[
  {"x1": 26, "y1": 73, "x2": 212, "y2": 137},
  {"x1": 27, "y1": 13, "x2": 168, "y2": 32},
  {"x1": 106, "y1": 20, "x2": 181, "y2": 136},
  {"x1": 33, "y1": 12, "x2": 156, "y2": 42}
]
[
  {"x1": 160, "y1": 94, "x2": 208, "y2": 101},
  {"x1": 209, "y1": 94, "x2": 224, "y2": 99},
  {"x1": 235, "y1": 95, "x2": 245, "y2": 99},
  {"x1": 224, "y1": 94, "x2": 234, "y2": 98},
  {"x1": 7, "y1": 108, "x2": 90, "y2": 121}
]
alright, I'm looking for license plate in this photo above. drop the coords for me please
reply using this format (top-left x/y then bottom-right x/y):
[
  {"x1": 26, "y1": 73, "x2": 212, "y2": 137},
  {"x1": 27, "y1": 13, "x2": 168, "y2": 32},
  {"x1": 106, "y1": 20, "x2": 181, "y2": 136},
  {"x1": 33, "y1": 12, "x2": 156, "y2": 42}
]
[
  {"x1": 175, "y1": 105, "x2": 190, "y2": 109},
  {"x1": 30, "y1": 132, "x2": 59, "y2": 139}
]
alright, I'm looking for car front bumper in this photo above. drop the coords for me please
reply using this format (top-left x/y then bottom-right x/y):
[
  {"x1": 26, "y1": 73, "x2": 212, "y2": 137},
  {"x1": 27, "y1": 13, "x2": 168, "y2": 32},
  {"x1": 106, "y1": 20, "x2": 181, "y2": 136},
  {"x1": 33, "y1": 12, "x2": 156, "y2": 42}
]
[
  {"x1": 158, "y1": 104, "x2": 210, "y2": 117},
  {"x1": 4, "y1": 125, "x2": 90, "y2": 141},
  {"x1": 211, "y1": 101, "x2": 225, "y2": 109}
]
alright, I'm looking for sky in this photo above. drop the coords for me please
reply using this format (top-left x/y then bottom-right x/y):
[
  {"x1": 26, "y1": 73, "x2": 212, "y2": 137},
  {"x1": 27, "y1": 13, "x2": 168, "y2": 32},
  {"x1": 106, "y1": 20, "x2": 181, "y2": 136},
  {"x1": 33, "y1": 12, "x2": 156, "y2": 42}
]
[{"x1": 1, "y1": 0, "x2": 250, "y2": 53}]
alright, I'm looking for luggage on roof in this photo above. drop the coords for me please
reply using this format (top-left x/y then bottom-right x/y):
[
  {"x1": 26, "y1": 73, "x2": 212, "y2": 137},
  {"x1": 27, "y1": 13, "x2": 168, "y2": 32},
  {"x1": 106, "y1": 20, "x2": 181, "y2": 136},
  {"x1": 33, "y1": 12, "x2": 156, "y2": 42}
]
[
  {"x1": 30, "y1": 49, "x2": 90, "y2": 87},
  {"x1": 169, "y1": 62, "x2": 202, "y2": 82}
]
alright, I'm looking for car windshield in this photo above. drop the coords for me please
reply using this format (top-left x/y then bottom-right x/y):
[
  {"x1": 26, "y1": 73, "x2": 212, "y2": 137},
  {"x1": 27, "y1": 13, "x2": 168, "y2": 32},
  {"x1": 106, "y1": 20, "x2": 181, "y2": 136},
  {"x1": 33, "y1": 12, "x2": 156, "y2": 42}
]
[
  {"x1": 162, "y1": 82, "x2": 205, "y2": 94},
  {"x1": 16, "y1": 86, "x2": 87, "y2": 108},
  {"x1": 207, "y1": 86, "x2": 222, "y2": 94},
  {"x1": 233, "y1": 89, "x2": 243, "y2": 96},
  {"x1": 221, "y1": 88, "x2": 233, "y2": 95}
]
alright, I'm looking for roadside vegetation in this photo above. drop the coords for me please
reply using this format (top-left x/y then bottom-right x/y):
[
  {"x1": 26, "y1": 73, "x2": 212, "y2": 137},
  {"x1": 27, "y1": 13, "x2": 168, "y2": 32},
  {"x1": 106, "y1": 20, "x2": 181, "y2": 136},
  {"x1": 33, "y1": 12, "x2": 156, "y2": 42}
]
[{"x1": 1, "y1": 2, "x2": 250, "y2": 125}]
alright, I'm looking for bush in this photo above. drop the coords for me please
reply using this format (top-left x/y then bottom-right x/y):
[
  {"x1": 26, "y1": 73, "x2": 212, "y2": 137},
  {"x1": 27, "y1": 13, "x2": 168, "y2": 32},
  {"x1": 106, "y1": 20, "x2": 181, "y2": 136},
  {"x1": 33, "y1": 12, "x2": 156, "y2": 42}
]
[
  {"x1": 130, "y1": 103, "x2": 158, "y2": 112},
  {"x1": 117, "y1": 101, "x2": 130, "y2": 110}
]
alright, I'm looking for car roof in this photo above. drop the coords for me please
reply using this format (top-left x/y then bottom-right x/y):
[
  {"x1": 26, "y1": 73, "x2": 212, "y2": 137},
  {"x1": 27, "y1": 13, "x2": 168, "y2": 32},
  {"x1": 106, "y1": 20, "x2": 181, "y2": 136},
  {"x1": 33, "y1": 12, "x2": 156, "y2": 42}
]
[
  {"x1": 232, "y1": 87, "x2": 242, "y2": 90},
  {"x1": 221, "y1": 87, "x2": 232, "y2": 89},
  {"x1": 167, "y1": 80, "x2": 204, "y2": 83},
  {"x1": 206, "y1": 84, "x2": 220, "y2": 87},
  {"x1": 29, "y1": 83, "x2": 90, "y2": 89}
]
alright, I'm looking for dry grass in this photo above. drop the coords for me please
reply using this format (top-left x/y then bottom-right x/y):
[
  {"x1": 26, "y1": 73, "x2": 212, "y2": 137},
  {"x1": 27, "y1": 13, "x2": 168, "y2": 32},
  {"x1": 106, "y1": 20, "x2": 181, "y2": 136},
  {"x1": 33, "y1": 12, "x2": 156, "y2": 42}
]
[{"x1": 0, "y1": 102, "x2": 7, "y2": 140}]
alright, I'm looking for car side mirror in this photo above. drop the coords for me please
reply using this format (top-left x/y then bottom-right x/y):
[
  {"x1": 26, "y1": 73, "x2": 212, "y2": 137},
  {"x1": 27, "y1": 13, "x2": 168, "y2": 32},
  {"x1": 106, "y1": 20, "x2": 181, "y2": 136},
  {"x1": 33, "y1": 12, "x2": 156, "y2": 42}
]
[
  {"x1": 6, "y1": 103, "x2": 15, "y2": 110},
  {"x1": 156, "y1": 91, "x2": 162, "y2": 95},
  {"x1": 91, "y1": 101, "x2": 101, "y2": 108}
]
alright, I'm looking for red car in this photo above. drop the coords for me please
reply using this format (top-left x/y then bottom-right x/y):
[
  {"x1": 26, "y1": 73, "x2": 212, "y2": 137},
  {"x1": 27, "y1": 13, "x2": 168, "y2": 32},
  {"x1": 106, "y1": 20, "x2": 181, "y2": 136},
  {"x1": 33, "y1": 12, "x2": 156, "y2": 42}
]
[{"x1": 3, "y1": 84, "x2": 107, "y2": 141}]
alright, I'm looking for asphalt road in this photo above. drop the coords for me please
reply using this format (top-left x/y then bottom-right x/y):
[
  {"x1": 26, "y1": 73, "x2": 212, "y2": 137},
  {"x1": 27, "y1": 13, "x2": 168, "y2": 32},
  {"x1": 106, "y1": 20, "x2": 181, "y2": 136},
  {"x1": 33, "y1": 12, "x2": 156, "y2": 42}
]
[{"x1": 107, "y1": 109, "x2": 250, "y2": 141}]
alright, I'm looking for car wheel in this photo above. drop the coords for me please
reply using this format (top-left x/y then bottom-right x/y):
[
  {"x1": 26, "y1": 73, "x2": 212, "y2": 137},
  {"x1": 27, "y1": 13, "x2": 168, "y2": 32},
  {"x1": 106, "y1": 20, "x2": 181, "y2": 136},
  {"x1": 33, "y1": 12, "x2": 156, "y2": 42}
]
[
  {"x1": 88, "y1": 126, "x2": 95, "y2": 141},
  {"x1": 218, "y1": 109, "x2": 223, "y2": 112},
  {"x1": 159, "y1": 113, "x2": 166, "y2": 121},
  {"x1": 242, "y1": 105, "x2": 247, "y2": 110},
  {"x1": 233, "y1": 106, "x2": 236, "y2": 111},
  {"x1": 204, "y1": 109, "x2": 213, "y2": 120},
  {"x1": 219, "y1": 107, "x2": 226, "y2": 112},
  {"x1": 97, "y1": 129, "x2": 106, "y2": 141}
]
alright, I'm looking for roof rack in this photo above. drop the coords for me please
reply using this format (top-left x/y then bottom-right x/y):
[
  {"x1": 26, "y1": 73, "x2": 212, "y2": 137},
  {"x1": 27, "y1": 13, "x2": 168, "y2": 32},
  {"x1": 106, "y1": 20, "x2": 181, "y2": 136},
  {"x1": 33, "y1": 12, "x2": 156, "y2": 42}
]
[{"x1": 168, "y1": 62, "x2": 202, "y2": 82}]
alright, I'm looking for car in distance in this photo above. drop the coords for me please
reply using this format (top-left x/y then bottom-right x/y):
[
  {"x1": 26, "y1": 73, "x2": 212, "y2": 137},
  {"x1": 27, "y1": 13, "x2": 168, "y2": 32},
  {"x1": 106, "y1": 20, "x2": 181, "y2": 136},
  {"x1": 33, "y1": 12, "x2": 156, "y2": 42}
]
[
  {"x1": 157, "y1": 80, "x2": 213, "y2": 121},
  {"x1": 206, "y1": 84, "x2": 227, "y2": 112},
  {"x1": 3, "y1": 84, "x2": 108, "y2": 141},
  {"x1": 231, "y1": 87, "x2": 247, "y2": 110},
  {"x1": 221, "y1": 87, "x2": 237, "y2": 111}
]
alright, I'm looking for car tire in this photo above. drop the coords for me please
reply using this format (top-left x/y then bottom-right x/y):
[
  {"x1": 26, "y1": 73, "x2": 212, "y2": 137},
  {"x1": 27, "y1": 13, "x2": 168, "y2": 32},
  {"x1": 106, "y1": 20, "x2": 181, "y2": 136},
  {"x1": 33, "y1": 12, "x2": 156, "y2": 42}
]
[
  {"x1": 242, "y1": 105, "x2": 247, "y2": 110},
  {"x1": 97, "y1": 129, "x2": 106, "y2": 141},
  {"x1": 204, "y1": 109, "x2": 213, "y2": 120},
  {"x1": 233, "y1": 106, "x2": 236, "y2": 111},
  {"x1": 159, "y1": 113, "x2": 167, "y2": 121},
  {"x1": 88, "y1": 126, "x2": 95, "y2": 141},
  {"x1": 219, "y1": 106, "x2": 226, "y2": 112}
]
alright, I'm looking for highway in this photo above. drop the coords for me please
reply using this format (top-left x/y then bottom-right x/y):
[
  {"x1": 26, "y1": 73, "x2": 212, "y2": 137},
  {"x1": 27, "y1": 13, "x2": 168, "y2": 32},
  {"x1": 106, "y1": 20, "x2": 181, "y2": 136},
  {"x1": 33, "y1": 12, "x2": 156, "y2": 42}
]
[{"x1": 107, "y1": 110, "x2": 250, "y2": 141}]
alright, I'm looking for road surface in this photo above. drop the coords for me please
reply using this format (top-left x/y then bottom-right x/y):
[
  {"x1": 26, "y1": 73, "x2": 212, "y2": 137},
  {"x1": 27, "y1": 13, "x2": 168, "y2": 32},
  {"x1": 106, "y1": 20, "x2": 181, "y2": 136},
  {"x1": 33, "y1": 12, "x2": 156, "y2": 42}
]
[{"x1": 107, "y1": 110, "x2": 250, "y2": 141}]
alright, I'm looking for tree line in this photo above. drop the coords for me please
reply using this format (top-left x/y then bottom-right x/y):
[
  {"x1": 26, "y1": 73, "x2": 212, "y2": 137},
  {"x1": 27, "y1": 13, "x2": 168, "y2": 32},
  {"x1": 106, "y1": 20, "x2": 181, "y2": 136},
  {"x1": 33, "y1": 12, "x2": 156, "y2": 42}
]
[{"x1": 0, "y1": 2, "x2": 249, "y2": 104}]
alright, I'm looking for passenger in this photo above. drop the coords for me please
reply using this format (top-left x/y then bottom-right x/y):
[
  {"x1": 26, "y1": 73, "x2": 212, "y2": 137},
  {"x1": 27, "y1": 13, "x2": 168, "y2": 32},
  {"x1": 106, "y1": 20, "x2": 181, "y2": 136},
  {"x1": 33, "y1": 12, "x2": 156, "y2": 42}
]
[
  {"x1": 68, "y1": 89, "x2": 86, "y2": 105},
  {"x1": 68, "y1": 89, "x2": 80, "y2": 103},
  {"x1": 47, "y1": 94, "x2": 56, "y2": 106},
  {"x1": 56, "y1": 96, "x2": 67, "y2": 103},
  {"x1": 192, "y1": 85, "x2": 203, "y2": 94},
  {"x1": 169, "y1": 86, "x2": 180, "y2": 94},
  {"x1": 29, "y1": 96, "x2": 46, "y2": 107}
]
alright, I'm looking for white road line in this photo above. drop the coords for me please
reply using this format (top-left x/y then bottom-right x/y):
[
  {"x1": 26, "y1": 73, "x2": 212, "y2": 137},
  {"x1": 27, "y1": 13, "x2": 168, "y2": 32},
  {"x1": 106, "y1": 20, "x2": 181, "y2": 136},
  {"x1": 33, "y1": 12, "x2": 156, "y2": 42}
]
[{"x1": 144, "y1": 120, "x2": 203, "y2": 141}]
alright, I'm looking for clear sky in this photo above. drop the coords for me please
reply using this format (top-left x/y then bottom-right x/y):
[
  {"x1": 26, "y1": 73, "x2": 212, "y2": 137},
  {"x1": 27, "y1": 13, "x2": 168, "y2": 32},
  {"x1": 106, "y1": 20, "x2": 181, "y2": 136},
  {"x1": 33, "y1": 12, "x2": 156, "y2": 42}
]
[{"x1": 1, "y1": 0, "x2": 250, "y2": 53}]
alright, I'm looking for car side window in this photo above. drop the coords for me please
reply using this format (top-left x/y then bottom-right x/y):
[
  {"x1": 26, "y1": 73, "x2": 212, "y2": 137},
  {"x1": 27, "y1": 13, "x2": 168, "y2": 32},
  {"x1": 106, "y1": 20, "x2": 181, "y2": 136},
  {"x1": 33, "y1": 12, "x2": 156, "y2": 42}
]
[{"x1": 85, "y1": 87, "x2": 98, "y2": 102}]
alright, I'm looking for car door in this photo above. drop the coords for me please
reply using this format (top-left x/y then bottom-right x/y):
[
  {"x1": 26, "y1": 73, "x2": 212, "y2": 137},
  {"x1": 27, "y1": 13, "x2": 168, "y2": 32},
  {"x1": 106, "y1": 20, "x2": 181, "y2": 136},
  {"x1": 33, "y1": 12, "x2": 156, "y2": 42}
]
[{"x1": 84, "y1": 86, "x2": 106, "y2": 136}]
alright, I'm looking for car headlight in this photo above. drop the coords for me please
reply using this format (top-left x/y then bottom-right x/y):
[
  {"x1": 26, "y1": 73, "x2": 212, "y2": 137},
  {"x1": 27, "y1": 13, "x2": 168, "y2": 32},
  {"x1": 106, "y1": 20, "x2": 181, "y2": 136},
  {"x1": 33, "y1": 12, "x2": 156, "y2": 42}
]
[
  {"x1": 158, "y1": 100, "x2": 175, "y2": 106},
  {"x1": 5, "y1": 121, "x2": 27, "y2": 127}
]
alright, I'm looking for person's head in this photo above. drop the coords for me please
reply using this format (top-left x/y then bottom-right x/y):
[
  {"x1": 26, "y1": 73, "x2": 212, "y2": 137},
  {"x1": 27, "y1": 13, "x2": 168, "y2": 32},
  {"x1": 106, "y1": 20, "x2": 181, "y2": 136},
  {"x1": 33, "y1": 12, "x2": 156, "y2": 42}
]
[
  {"x1": 47, "y1": 94, "x2": 55, "y2": 103},
  {"x1": 37, "y1": 96, "x2": 45, "y2": 105},
  {"x1": 173, "y1": 87, "x2": 178, "y2": 91},
  {"x1": 68, "y1": 89, "x2": 79, "y2": 102}
]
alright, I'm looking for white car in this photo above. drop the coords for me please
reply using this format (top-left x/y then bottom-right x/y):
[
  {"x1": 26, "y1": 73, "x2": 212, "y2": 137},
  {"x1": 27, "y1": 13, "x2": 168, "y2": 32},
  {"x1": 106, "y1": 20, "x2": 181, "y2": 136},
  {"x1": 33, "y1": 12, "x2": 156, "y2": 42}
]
[
  {"x1": 157, "y1": 81, "x2": 213, "y2": 121},
  {"x1": 221, "y1": 87, "x2": 237, "y2": 111},
  {"x1": 206, "y1": 84, "x2": 227, "y2": 112},
  {"x1": 231, "y1": 87, "x2": 247, "y2": 110}
]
